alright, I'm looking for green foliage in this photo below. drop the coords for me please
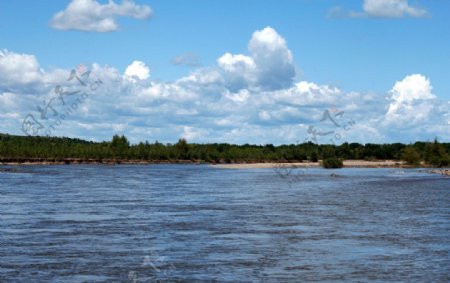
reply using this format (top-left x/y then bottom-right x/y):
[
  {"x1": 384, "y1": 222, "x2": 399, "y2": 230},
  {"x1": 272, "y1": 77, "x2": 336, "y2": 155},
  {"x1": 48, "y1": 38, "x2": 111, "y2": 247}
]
[
  {"x1": 322, "y1": 157, "x2": 344, "y2": 169},
  {"x1": 310, "y1": 151, "x2": 318, "y2": 162},
  {"x1": 110, "y1": 134, "x2": 130, "y2": 159},
  {"x1": 424, "y1": 139, "x2": 450, "y2": 167},
  {"x1": 0, "y1": 133, "x2": 449, "y2": 165},
  {"x1": 175, "y1": 138, "x2": 190, "y2": 160},
  {"x1": 320, "y1": 145, "x2": 336, "y2": 159},
  {"x1": 401, "y1": 146, "x2": 421, "y2": 165}
]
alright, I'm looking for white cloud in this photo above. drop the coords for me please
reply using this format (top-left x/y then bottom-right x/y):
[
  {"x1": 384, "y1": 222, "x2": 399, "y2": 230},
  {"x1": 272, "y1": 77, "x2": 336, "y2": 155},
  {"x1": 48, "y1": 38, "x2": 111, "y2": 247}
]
[
  {"x1": 177, "y1": 68, "x2": 222, "y2": 86},
  {"x1": 50, "y1": 0, "x2": 152, "y2": 32},
  {"x1": 389, "y1": 74, "x2": 434, "y2": 103},
  {"x1": 363, "y1": 0, "x2": 427, "y2": 18},
  {"x1": 0, "y1": 49, "x2": 42, "y2": 89},
  {"x1": 217, "y1": 53, "x2": 255, "y2": 74},
  {"x1": 217, "y1": 53, "x2": 256, "y2": 91},
  {"x1": 124, "y1": 61, "x2": 150, "y2": 80},
  {"x1": 224, "y1": 89, "x2": 250, "y2": 103},
  {"x1": 218, "y1": 27, "x2": 296, "y2": 91},
  {"x1": 1, "y1": 28, "x2": 448, "y2": 144},
  {"x1": 259, "y1": 110, "x2": 272, "y2": 121},
  {"x1": 385, "y1": 74, "x2": 438, "y2": 126},
  {"x1": 249, "y1": 27, "x2": 295, "y2": 90},
  {"x1": 329, "y1": 0, "x2": 428, "y2": 19},
  {"x1": 381, "y1": 74, "x2": 450, "y2": 137},
  {"x1": 0, "y1": 92, "x2": 17, "y2": 108},
  {"x1": 181, "y1": 126, "x2": 207, "y2": 141}
]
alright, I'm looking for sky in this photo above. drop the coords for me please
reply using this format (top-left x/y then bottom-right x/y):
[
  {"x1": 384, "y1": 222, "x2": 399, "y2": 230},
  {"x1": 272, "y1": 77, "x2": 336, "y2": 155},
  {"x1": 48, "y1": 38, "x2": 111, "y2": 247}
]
[{"x1": 0, "y1": 0, "x2": 449, "y2": 145}]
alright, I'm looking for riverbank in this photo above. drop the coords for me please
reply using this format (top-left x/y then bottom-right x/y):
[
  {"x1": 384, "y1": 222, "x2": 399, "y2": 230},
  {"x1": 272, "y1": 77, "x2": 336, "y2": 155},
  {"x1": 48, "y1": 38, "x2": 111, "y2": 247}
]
[
  {"x1": 0, "y1": 158, "x2": 202, "y2": 166},
  {"x1": 429, "y1": 169, "x2": 450, "y2": 176},
  {"x1": 1, "y1": 159, "x2": 449, "y2": 174},
  {"x1": 212, "y1": 162, "x2": 450, "y2": 176},
  {"x1": 213, "y1": 160, "x2": 404, "y2": 169}
]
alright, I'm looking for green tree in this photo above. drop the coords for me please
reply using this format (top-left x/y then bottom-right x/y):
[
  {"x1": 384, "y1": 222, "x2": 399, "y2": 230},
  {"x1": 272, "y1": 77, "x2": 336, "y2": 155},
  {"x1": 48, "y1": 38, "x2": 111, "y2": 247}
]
[
  {"x1": 320, "y1": 145, "x2": 336, "y2": 159},
  {"x1": 176, "y1": 138, "x2": 190, "y2": 160},
  {"x1": 424, "y1": 139, "x2": 449, "y2": 167},
  {"x1": 401, "y1": 146, "x2": 421, "y2": 165},
  {"x1": 110, "y1": 134, "x2": 130, "y2": 159}
]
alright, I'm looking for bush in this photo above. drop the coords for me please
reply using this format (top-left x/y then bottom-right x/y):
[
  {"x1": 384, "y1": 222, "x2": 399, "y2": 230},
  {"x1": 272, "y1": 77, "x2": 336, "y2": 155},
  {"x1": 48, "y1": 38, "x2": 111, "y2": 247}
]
[
  {"x1": 322, "y1": 157, "x2": 343, "y2": 169},
  {"x1": 401, "y1": 146, "x2": 421, "y2": 165},
  {"x1": 428, "y1": 156, "x2": 450, "y2": 167},
  {"x1": 310, "y1": 151, "x2": 318, "y2": 162},
  {"x1": 424, "y1": 139, "x2": 450, "y2": 167}
]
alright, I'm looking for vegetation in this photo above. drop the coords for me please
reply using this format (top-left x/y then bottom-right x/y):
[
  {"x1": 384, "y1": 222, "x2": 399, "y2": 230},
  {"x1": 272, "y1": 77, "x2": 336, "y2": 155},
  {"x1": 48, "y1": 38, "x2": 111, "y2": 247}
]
[
  {"x1": 401, "y1": 146, "x2": 421, "y2": 165},
  {"x1": 423, "y1": 139, "x2": 450, "y2": 167},
  {"x1": 0, "y1": 133, "x2": 449, "y2": 167},
  {"x1": 322, "y1": 158, "x2": 344, "y2": 169}
]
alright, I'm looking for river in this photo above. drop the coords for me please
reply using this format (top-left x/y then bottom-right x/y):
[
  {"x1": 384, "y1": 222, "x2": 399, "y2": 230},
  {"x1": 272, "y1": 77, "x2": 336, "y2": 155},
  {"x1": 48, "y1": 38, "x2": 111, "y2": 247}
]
[{"x1": 0, "y1": 165, "x2": 449, "y2": 282}]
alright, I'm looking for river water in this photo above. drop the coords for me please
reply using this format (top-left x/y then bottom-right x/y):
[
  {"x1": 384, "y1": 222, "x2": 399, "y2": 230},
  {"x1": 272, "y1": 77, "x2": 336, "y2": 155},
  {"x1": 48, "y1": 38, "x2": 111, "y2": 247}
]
[{"x1": 0, "y1": 165, "x2": 449, "y2": 282}]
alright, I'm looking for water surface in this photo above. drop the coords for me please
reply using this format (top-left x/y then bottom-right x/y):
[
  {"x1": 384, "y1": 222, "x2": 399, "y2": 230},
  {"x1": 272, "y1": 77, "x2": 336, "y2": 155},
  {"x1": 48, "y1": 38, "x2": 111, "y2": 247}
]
[{"x1": 0, "y1": 165, "x2": 449, "y2": 282}]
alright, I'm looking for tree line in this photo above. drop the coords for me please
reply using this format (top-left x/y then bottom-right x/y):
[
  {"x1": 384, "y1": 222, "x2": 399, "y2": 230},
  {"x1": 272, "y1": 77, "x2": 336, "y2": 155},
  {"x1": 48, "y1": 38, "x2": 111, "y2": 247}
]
[{"x1": 0, "y1": 133, "x2": 449, "y2": 167}]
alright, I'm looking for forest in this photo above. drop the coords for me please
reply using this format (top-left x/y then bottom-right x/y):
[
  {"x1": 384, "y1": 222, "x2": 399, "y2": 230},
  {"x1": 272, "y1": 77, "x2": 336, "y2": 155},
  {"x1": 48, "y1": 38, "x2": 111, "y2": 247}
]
[{"x1": 0, "y1": 133, "x2": 449, "y2": 167}]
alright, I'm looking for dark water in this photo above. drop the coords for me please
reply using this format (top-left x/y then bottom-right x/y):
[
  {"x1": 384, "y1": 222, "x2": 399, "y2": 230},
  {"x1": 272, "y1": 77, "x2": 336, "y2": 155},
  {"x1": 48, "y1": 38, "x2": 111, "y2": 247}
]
[{"x1": 0, "y1": 165, "x2": 449, "y2": 282}]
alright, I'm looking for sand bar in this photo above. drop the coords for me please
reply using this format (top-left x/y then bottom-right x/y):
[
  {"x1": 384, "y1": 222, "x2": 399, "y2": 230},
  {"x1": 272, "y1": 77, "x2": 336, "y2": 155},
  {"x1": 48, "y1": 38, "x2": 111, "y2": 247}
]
[{"x1": 213, "y1": 160, "x2": 404, "y2": 169}]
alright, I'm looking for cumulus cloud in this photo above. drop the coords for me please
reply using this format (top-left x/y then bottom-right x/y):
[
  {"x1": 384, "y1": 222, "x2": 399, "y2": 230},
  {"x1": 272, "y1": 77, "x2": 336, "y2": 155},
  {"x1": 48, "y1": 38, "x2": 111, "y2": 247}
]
[
  {"x1": 363, "y1": 0, "x2": 427, "y2": 18},
  {"x1": 50, "y1": 0, "x2": 152, "y2": 32},
  {"x1": 218, "y1": 27, "x2": 296, "y2": 91},
  {"x1": 0, "y1": 49, "x2": 42, "y2": 89},
  {"x1": 329, "y1": 0, "x2": 428, "y2": 19},
  {"x1": 249, "y1": 27, "x2": 296, "y2": 90},
  {"x1": 1, "y1": 28, "x2": 448, "y2": 144},
  {"x1": 217, "y1": 53, "x2": 256, "y2": 91},
  {"x1": 124, "y1": 60, "x2": 150, "y2": 80},
  {"x1": 384, "y1": 74, "x2": 437, "y2": 126},
  {"x1": 389, "y1": 74, "x2": 434, "y2": 103}
]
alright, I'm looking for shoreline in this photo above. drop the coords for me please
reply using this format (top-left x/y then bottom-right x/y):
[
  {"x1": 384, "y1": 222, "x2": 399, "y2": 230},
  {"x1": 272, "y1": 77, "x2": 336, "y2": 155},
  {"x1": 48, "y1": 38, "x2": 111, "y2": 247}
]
[
  {"x1": 0, "y1": 158, "x2": 203, "y2": 166},
  {"x1": 212, "y1": 162, "x2": 449, "y2": 175},
  {"x1": 0, "y1": 158, "x2": 446, "y2": 168},
  {"x1": 428, "y1": 169, "x2": 450, "y2": 176},
  {"x1": 0, "y1": 159, "x2": 436, "y2": 168},
  {"x1": 213, "y1": 160, "x2": 405, "y2": 169},
  {"x1": 1, "y1": 159, "x2": 448, "y2": 175}
]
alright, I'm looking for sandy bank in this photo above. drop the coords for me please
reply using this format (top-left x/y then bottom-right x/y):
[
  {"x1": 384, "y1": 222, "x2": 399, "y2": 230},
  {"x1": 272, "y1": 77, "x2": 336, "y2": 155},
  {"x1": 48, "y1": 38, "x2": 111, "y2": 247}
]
[
  {"x1": 429, "y1": 169, "x2": 450, "y2": 176},
  {"x1": 213, "y1": 162, "x2": 318, "y2": 169},
  {"x1": 213, "y1": 160, "x2": 405, "y2": 169},
  {"x1": 343, "y1": 160, "x2": 403, "y2": 168}
]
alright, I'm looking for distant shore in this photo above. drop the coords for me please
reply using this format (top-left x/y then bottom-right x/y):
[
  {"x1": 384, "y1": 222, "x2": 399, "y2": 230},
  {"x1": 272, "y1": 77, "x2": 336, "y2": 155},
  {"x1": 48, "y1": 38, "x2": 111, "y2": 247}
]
[
  {"x1": 212, "y1": 162, "x2": 450, "y2": 176},
  {"x1": 213, "y1": 160, "x2": 403, "y2": 169},
  {"x1": 0, "y1": 158, "x2": 447, "y2": 169},
  {"x1": 0, "y1": 158, "x2": 201, "y2": 166},
  {"x1": 1, "y1": 159, "x2": 448, "y2": 176},
  {"x1": 0, "y1": 158, "x2": 436, "y2": 168}
]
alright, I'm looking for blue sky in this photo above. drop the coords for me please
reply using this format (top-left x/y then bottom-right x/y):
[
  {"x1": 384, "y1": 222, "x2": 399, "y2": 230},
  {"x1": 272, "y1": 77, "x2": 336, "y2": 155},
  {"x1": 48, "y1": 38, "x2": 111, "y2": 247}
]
[{"x1": 0, "y1": 0, "x2": 449, "y2": 144}]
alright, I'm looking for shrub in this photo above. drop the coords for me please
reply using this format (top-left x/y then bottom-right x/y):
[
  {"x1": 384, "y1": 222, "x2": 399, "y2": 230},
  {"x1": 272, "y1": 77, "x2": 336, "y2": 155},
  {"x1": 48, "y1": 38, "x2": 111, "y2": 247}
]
[
  {"x1": 424, "y1": 139, "x2": 450, "y2": 167},
  {"x1": 428, "y1": 156, "x2": 450, "y2": 167},
  {"x1": 310, "y1": 151, "x2": 318, "y2": 162},
  {"x1": 322, "y1": 157, "x2": 343, "y2": 169},
  {"x1": 401, "y1": 146, "x2": 421, "y2": 165}
]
